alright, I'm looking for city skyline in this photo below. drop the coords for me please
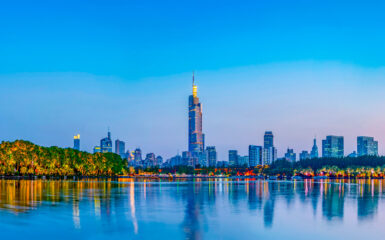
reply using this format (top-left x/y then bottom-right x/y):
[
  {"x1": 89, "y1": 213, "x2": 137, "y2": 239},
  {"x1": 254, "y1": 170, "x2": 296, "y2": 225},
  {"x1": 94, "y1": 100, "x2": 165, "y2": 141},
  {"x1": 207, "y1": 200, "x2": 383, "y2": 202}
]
[{"x1": 3, "y1": 1, "x2": 385, "y2": 160}]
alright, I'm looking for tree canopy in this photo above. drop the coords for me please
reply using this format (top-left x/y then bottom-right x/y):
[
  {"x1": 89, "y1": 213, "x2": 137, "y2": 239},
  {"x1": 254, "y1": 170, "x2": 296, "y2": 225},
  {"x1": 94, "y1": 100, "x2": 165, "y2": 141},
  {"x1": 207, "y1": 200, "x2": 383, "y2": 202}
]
[{"x1": 0, "y1": 140, "x2": 126, "y2": 176}]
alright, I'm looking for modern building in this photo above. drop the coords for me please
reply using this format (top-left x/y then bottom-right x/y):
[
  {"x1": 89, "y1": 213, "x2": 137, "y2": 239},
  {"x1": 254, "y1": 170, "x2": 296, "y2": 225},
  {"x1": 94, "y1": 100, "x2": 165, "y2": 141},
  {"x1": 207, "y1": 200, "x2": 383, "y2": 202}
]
[
  {"x1": 115, "y1": 139, "x2": 125, "y2": 158},
  {"x1": 134, "y1": 148, "x2": 142, "y2": 163},
  {"x1": 73, "y1": 134, "x2": 80, "y2": 151},
  {"x1": 100, "y1": 131, "x2": 113, "y2": 153},
  {"x1": 322, "y1": 136, "x2": 344, "y2": 158},
  {"x1": 310, "y1": 138, "x2": 319, "y2": 158},
  {"x1": 93, "y1": 146, "x2": 101, "y2": 153},
  {"x1": 206, "y1": 146, "x2": 217, "y2": 167},
  {"x1": 264, "y1": 131, "x2": 274, "y2": 149},
  {"x1": 145, "y1": 153, "x2": 156, "y2": 167},
  {"x1": 238, "y1": 156, "x2": 249, "y2": 167},
  {"x1": 284, "y1": 148, "x2": 296, "y2": 162},
  {"x1": 299, "y1": 150, "x2": 310, "y2": 160},
  {"x1": 229, "y1": 150, "x2": 238, "y2": 167},
  {"x1": 198, "y1": 151, "x2": 208, "y2": 167},
  {"x1": 263, "y1": 131, "x2": 277, "y2": 165},
  {"x1": 188, "y1": 73, "x2": 204, "y2": 154},
  {"x1": 169, "y1": 155, "x2": 183, "y2": 167},
  {"x1": 217, "y1": 161, "x2": 229, "y2": 168},
  {"x1": 263, "y1": 147, "x2": 277, "y2": 165},
  {"x1": 249, "y1": 145, "x2": 263, "y2": 167},
  {"x1": 156, "y1": 156, "x2": 163, "y2": 166},
  {"x1": 357, "y1": 136, "x2": 378, "y2": 156}
]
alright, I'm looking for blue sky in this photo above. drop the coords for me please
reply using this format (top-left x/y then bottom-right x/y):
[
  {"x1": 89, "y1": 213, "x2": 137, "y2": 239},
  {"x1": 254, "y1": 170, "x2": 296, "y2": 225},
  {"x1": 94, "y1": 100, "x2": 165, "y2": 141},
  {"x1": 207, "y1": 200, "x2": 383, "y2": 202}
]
[{"x1": 1, "y1": 0, "x2": 385, "y2": 160}]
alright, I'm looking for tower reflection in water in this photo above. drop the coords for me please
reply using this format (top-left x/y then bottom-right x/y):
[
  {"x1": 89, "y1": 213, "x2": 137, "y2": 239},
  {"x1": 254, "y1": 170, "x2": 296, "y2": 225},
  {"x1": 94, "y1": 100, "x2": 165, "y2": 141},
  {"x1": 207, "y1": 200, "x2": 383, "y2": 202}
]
[{"x1": 0, "y1": 179, "x2": 384, "y2": 239}]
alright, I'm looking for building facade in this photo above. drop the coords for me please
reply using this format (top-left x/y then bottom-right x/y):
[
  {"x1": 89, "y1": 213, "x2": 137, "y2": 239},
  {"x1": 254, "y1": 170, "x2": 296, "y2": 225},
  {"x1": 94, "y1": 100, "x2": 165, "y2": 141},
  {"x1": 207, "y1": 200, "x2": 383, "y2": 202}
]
[
  {"x1": 229, "y1": 150, "x2": 238, "y2": 167},
  {"x1": 115, "y1": 139, "x2": 125, "y2": 158},
  {"x1": 357, "y1": 136, "x2": 378, "y2": 156},
  {"x1": 206, "y1": 146, "x2": 217, "y2": 167},
  {"x1": 322, "y1": 135, "x2": 344, "y2": 158},
  {"x1": 73, "y1": 134, "x2": 80, "y2": 151},
  {"x1": 285, "y1": 148, "x2": 296, "y2": 162},
  {"x1": 310, "y1": 138, "x2": 318, "y2": 158},
  {"x1": 249, "y1": 145, "x2": 263, "y2": 167},
  {"x1": 100, "y1": 131, "x2": 113, "y2": 153},
  {"x1": 188, "y1": 73, "x2": 204, "y2": 154},
  {"x1": 134, "y1": 148, "x2": 142, "y2": 164},
  {"x1": 299, "y1": 150, "x2": 310, "y2": 160}
]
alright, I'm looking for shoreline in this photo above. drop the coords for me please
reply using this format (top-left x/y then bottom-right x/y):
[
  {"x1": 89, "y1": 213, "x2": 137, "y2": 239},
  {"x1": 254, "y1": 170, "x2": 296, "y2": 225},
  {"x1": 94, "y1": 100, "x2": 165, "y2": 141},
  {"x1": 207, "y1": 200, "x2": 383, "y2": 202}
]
[{"x1": 1, "y1": 175, "x2": 385, "y2": 180}]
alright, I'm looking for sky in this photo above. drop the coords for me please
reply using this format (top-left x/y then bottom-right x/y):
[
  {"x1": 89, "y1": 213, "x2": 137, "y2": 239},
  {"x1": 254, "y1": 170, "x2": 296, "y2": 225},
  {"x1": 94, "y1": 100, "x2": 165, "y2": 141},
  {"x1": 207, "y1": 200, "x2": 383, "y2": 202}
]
[{"x1": 1, "y1": 0, "x2": 385, "y2": 160}]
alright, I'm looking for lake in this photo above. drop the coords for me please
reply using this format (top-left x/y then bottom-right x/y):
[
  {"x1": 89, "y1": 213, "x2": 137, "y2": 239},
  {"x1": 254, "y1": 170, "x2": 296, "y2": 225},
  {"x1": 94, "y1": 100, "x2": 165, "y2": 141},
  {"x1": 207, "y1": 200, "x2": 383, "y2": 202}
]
[{"x1": 0, "y1": 178, "x2": 384, "y2": 239}]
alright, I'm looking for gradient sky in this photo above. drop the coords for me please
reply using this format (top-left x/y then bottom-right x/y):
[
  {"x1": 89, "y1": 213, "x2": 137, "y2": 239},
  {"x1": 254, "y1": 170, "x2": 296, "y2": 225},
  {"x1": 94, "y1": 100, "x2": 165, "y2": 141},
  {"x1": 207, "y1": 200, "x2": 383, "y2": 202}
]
[{"x1": 1, "y1": 0, "x2": 385, "y2": 160}]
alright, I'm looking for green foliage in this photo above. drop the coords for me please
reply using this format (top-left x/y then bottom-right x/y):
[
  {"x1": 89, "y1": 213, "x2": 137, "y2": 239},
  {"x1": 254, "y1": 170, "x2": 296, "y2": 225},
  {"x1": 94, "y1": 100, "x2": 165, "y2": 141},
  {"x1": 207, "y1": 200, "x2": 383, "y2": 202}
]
[
  {"x1": 0, "y1": 140, "x2": 127, "y2": 176},
  {"x1": 295, "y1": 156, "x2": 385, "y2": 172}
]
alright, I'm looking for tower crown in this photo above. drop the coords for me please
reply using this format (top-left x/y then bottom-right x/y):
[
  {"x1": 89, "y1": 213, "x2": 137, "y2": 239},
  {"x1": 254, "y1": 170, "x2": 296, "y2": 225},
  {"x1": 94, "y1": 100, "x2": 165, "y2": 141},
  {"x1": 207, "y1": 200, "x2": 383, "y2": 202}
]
[{"x1": 192, "y1": 72, "x2": 197, "y2": 97}]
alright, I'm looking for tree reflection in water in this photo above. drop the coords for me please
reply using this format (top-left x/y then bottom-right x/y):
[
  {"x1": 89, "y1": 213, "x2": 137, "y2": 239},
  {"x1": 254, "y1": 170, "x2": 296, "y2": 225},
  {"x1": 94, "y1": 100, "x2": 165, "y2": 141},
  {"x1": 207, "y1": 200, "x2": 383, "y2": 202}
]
[{"x1": 0, "y1": 179, "x2": 385, "y2": 239}]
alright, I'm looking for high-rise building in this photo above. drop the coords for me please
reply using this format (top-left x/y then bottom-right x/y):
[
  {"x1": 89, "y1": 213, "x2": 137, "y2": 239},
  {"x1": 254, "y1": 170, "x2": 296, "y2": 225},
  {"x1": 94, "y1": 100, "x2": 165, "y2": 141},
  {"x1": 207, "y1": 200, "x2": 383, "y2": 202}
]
[
  {"x1": 238, "y1": 156, "x2": 249, "y2": 167},
  {"x1": 264, "y1": 131, "x2": 274, "y2": 149},
  {"x1": 188, "y1": 73, "x2": 204, "y2": 154},
  {"x1": 93, "y1": 146, "x2": 101, "y2": 153},
  {"x1": 100, "y1": 131, "x2": 113, "y2": 153},
  {"x1": 310, "y1": 138, "x2": 319, "y2": 158},
  {"x1": 263, "y1": 131, "x2": 276, "y2": 165},
  {"x1": 357, "y1": 136, "x2": 378, "y2": 156},
  {"x1": 134, "y1": 148, "x2": 142, "y2": 163},
  {"x1": 115, "y1": 139, "x2": 125, "y2": 158},
  {"x1": 229, "y1": 150, "x2": 238, "y2": 167},
  {"x1": 262, "y1": 147, "x2": 276, "y2": 165},
  {"x1": 145, "y1": 153, "x2": 156, "y2": 167},
  {"x1": 182, "y1": 151, "x2": 192, "y2": 166},
  {"x1": 73, "y1": 134, "x2": 80, "y2": 151},
  {"x1": 206, "y1": 146, "x2": 217, "y2": 167},
  {"x1": 285, "y1": 148, "x2": 296, "y2": 162},
  {"x1": 299, "y1": 150, "x2": 310, "y2": 160},
  {"x1": 198, "y1": 151, "x2": 208, "y2": 167},
  {"x1": 322, "y1": 136, "x2": 344, "y2": 158},
  {"x1": 249, "y1": 145, "x2": 263, "y2": 167},
  {"x1": 156, "y1": 156, "x2": 163, "y2": 166}
]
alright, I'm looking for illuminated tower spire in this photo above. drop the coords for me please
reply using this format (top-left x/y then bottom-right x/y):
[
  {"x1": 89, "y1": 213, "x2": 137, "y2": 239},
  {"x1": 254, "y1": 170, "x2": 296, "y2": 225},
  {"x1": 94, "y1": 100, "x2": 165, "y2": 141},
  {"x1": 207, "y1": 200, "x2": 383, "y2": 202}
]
[
  {"x1": 188, "y1": 71, "x2": 203, "y2": 154},
  {"x1": 192, "y1": 71, "x2": 197, "y2": 98}
]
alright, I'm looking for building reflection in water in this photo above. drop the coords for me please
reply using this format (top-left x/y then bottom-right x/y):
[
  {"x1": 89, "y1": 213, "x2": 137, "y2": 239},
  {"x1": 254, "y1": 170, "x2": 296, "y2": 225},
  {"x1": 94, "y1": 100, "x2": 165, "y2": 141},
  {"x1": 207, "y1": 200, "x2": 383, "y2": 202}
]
[{"x1": 1, "y1": 178, "x2": 385, "y2": 237}]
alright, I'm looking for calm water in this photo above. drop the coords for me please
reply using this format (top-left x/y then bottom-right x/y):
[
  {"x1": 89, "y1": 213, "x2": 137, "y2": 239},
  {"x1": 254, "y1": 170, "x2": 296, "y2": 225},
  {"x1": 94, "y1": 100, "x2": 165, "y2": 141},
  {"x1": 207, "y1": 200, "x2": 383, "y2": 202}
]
[{"x1": 0, "y1": 179, "x2": 384, "y2": 239}]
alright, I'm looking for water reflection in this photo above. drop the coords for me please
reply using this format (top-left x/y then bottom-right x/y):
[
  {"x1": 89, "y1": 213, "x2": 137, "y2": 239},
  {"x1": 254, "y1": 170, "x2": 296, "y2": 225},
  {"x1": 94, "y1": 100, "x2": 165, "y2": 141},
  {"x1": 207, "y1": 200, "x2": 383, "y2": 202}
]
[{"x1": 1, "y1": 179, "x2": 385, "y2": 239}]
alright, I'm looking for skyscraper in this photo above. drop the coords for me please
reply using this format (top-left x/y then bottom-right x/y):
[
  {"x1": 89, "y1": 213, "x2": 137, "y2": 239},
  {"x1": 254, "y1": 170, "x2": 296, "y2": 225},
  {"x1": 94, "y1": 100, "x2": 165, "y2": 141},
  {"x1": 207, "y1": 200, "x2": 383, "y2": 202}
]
[
  {"x1": 73, "y1": 134, "x2": 80, "y2": 151},
  {"x1": 299, "y1": 151, "x2": 310, "y2": 160},
  {"x1": 145, "y1": 153, "x2": 156, "y2": 167},
  {"x1": 322, "y1": 136, "x2": 344, "y2": 158},
  {"x1": 310, "y1": 138, "x2": 319, "y2": 158},
  {"x1": 134, "y1": 148, "x2": 142, "y2": 164},
  {"x1": 115, "y1": 139, "x2": 125, "y2": 158},
  {"x1": 100, "y1": 131, "x2": 112, "y2": 153},
  {"x1": 264, "y1": 131, "x2": 274, "y2": 149},
  {"x1": 156, "y1": 156, "x2": 163, "y2": 166},
  {"x1": 285, "y1": 148, "x2": 296, "y2": 162},
  {"x1": 229, "y1": 150, "x2": 238, "y2": 167},
  {"x1": 263, "y1": 131, "x2": 276, "y2": 164},
  {"x1": 188, "y1": 73, "x2": 204, "y2": 154},
  {"x1": 357, "y1": 136, "x2": 378, "y2": 156},
  {"x1": 206, "y1": 146, "x2": 217, "y2": 167},
  {"x1": 249, "y1": 145, "x2": 263, "y2": 167}
]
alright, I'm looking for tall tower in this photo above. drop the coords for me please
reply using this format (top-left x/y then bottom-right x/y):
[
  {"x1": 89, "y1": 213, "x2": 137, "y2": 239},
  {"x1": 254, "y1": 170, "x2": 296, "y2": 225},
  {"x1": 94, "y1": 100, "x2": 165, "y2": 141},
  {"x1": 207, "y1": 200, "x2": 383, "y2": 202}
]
[
  {"x1": 188, "y1": 72, "x2": 204, "y2": 154},
  {"x1": 73, "y1": 134, "x2": 80, "y2": 151},
  {"x1": 310, "y1": 138, "x2": 319, "y2": 158}
]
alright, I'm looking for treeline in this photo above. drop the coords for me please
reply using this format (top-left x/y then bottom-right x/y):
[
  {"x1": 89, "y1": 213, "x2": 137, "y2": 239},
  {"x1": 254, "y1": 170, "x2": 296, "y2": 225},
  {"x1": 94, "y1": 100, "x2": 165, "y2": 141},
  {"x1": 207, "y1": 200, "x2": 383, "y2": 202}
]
[
  {"x1": 266, "y1": 156, "x2": 385, "y2": 176},
  {"x1": 0, "y1": 140, "x2": 127, "y2": 176},
  {"x1": 296, "y1": 156, "x2": 385, "y2": 171}
]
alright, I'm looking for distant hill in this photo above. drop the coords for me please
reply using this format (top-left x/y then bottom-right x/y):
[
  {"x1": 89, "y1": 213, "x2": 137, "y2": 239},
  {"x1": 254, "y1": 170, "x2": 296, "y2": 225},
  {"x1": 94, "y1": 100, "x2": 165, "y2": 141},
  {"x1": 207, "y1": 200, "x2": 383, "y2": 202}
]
[{"x1": 0, "y1": 140, "x2": 126, "y2": 176}]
